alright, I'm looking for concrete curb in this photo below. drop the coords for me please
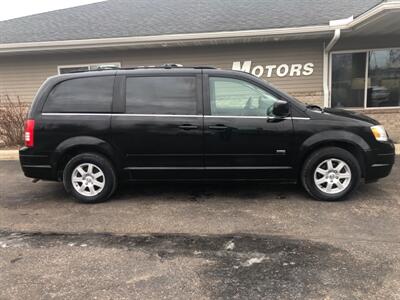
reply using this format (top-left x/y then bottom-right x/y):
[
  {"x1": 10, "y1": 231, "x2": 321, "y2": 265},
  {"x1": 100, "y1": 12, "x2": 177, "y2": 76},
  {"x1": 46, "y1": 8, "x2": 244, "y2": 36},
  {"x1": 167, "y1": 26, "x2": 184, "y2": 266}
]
[
  {"x1": 0, "y1": 150, "x2": 19, "y2": 160},
  {"x1": 1, "y1": 144, "x2": 399, "y2": 161}
]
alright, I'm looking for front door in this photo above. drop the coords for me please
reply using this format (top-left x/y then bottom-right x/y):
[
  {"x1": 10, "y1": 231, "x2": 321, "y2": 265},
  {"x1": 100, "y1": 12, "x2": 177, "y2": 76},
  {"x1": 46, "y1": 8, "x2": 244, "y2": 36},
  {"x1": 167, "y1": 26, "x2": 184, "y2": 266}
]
[
  {"x1": 203, "y1": 74, "x2": 294, "y2": 180},
  {"x1": 111, "y1": 72, "x2": 204, "y2": 180}
]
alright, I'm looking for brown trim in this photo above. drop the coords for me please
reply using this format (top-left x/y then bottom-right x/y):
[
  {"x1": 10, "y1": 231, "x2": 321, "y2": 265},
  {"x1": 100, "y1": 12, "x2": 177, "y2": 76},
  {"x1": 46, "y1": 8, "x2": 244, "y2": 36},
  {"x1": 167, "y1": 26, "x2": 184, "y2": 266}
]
[{"x1": 348, "y1": 108, "x2": 400, "y2": 114}]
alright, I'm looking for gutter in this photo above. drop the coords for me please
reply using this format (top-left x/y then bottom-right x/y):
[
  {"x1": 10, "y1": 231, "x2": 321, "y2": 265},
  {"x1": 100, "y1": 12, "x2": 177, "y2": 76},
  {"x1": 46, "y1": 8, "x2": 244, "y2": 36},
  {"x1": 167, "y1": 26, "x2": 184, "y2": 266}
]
[{"x1": 323, "y1": 29, "x2": 341, "y2": 107}]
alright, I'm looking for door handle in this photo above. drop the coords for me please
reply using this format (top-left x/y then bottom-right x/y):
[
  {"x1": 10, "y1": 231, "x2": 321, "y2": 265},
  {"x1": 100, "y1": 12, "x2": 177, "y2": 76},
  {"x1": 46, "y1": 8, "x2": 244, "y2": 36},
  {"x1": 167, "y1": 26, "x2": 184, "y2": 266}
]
[
  {"x1": 208, "y1": 124, "x2": 228, "y2": 130},
  {"x1": 179, "y1": 124, "x2": 198, "y2": 130}
]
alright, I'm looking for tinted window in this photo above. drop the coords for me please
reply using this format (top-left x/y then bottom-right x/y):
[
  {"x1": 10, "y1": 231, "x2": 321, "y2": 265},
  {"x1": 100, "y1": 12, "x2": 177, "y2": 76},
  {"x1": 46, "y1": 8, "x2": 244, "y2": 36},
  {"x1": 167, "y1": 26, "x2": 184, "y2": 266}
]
[
  {"x1": 331, "y1": 53, "x2": 366, "y2": 108},
  {"x1": 43, "y1": 76, "x2": 114, "y2": 113},
  {"x1": 126, "y1": 76, "x2": 197, "y2": 114},
  {"x1": 209, "y1": 77, "x2": 280, "y2": 116},
  {"x1": 367, "y1": 49, "x2": 400, "y2": 108}
]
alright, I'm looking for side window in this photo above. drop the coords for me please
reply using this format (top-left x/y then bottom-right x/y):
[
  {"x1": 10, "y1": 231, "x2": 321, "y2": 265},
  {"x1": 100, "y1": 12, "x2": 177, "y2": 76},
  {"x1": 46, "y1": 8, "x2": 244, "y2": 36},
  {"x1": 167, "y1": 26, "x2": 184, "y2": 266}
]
[
  {"x1": 209, "y1": 77, "x2": 281, "y2": 116},
  {"x1": 43, "y1": 76, "x2": 114, "y2": 113},
  {"x1": 125, "y1": 76, "x2": 197, "y2": 115}
]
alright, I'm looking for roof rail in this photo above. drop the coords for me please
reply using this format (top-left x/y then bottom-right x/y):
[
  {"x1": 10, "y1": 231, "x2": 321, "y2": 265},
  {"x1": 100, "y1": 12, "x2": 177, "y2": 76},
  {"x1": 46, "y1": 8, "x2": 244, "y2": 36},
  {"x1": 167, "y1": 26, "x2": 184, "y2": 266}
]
[
  {"x1": 93, "y1": 65, "x2": 120, "y2": 71},
  {"x1": 93, "y1": 64, "x2": 217, "y2": 71}
]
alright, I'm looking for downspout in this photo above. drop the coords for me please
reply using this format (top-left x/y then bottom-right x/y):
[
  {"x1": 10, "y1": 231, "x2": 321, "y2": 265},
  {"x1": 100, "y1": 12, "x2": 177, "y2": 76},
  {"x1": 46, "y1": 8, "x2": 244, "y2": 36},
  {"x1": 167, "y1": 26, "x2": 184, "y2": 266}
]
[{"x1": 323, "y1": 28, "x2": 341, "y2": 107}]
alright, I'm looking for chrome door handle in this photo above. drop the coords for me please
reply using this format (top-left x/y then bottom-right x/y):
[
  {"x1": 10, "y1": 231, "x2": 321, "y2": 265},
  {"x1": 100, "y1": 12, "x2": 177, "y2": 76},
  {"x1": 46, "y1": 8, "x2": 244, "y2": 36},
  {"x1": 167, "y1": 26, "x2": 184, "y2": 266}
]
[{"x1": 208, "y1": 124, "x2": 228, "y2": 130}]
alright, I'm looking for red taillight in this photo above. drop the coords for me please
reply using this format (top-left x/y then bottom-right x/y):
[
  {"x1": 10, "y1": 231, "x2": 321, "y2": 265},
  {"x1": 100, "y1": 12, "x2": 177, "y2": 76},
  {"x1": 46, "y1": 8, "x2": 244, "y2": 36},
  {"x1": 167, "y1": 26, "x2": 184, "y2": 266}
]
[{"x1": 24, "y1": 119, "x2": 35, "y2": 147}]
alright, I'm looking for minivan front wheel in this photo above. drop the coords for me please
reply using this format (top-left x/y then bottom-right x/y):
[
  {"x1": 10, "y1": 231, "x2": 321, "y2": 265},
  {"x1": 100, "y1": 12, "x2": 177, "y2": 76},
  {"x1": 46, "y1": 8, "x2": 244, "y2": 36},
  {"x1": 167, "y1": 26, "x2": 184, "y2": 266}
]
[
  {"x1": 63, "y1": 153, "x2": 117, "y2": 203},
  {"x1": 301, "y1": 147, "x2": 361, "y2": 201}
]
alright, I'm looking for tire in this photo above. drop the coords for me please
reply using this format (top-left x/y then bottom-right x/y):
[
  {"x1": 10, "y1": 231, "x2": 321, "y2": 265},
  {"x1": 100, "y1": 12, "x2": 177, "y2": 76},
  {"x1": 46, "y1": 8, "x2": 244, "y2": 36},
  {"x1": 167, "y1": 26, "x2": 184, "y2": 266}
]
[
  {"x1": 301, "y1": 147, "x2": 361, "y2": 201},
  {"x1": 63, "y1": 152, "x2": 117, "y2": 203}
]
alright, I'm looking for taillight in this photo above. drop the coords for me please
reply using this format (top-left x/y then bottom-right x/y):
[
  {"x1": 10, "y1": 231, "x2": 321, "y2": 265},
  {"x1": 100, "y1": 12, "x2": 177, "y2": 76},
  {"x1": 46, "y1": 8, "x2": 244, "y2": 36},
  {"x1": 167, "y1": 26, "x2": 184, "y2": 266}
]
[{"x1": 24, "y1": 119, "x2": 35, "y2": 147}]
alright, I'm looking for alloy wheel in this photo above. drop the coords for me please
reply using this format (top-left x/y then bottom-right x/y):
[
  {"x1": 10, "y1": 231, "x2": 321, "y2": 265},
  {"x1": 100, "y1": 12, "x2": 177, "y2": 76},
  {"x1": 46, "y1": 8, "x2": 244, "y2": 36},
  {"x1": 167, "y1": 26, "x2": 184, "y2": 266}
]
[
  {"x1": 313, "y1": 158, "x2": 352, "y2": 194},
  {"x1": 71, "y1": 163, "x2": 105, "y2": 197}
]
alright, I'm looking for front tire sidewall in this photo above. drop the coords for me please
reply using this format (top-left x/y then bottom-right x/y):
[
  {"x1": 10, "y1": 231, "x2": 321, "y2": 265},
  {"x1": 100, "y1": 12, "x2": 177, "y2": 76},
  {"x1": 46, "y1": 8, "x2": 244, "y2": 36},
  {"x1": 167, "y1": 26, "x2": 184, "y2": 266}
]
[
  {"x1": 302, "y1": 148, "x2": 361, "y2": 201},
  {"x1": 63, "y1": 153, "x2": 116, "y2": 203}
]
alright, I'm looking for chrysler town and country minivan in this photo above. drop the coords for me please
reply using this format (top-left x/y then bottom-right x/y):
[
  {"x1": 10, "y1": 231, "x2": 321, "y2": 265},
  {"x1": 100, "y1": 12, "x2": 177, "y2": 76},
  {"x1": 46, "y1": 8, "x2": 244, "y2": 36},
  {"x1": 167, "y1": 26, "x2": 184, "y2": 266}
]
[{"x1": 19, "y1": 65, "x2": 395, "y2": 203}]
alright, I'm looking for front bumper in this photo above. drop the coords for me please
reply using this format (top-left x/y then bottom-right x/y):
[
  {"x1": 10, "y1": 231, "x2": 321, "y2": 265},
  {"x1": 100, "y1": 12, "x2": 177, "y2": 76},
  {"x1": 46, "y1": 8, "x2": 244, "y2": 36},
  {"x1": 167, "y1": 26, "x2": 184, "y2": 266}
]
[
  {"x1": 19, "y1": 147, "x2": 56, "y2": 181},
  {"x1": 365, "y1": 141, "x2": 395, "y2": 182}
]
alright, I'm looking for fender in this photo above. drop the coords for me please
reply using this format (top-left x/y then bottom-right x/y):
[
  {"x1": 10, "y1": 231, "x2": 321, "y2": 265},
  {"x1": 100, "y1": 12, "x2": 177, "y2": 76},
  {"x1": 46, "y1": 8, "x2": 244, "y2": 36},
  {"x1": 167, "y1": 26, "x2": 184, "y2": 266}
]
[
  {"x1": 297, "y1": 130, "x2": 371, "y2": 164},
  {"x1": 51, "y1": 136, "x2": 122, "y2": 171}
]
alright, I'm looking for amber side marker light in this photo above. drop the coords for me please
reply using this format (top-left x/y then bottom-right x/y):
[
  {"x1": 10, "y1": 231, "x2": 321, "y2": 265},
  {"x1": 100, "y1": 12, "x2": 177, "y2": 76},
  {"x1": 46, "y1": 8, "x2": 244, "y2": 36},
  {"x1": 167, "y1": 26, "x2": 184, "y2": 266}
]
[{"x1": 371, "y1": 125, "x2": 388, "y2": 142}]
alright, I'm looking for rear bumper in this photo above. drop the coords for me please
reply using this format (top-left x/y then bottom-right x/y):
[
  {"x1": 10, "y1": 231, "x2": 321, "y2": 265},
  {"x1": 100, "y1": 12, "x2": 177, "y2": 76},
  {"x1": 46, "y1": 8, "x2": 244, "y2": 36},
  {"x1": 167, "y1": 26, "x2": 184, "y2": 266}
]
[
  {"x1": 19, "y1": 147, "x2": 57, "y2": 181},
  {"x1": 365, "y1": 141, "x2": 395, "y2": 182}
]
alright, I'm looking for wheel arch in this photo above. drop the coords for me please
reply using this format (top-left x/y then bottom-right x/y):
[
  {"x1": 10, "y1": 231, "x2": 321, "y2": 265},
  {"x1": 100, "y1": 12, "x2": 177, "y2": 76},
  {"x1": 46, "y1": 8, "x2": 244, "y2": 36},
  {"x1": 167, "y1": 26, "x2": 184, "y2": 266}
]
[
  {"x1": 297, "y1": 131, "x2": 370, "y2": 179},
  {"x1": 52, "y1": 136, "x2": 122, "y2": 179}
]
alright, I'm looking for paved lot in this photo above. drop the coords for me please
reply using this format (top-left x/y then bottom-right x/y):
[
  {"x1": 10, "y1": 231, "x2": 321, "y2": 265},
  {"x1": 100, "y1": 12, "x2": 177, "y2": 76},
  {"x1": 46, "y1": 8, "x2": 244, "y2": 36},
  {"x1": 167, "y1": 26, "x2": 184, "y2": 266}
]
[{"x1": 0, "y1": 159, "x2": 399, "y2": 299}]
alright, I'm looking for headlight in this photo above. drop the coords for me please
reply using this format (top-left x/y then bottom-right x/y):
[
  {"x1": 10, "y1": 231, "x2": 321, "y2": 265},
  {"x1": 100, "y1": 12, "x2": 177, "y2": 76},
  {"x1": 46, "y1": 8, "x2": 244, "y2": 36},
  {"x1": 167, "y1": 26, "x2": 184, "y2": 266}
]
[{"x1": 371, "y1": 125, "x2": 388, "y2": 142}]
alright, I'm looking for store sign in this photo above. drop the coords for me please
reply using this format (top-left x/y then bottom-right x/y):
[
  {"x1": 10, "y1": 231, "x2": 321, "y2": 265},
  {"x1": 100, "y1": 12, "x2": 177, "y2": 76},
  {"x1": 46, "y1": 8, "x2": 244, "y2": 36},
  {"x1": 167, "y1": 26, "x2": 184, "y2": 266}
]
[{"x1": 232, "y1": 61, "x2": 314, "y2": 78}]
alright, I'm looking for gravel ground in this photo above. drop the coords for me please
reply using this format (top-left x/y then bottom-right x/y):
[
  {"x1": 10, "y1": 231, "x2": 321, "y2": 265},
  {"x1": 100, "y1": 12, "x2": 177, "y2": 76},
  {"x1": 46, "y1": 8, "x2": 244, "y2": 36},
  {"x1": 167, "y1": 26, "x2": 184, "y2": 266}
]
[{"x1": 0, "y1": 159, "x2": 399, "y2": 299}]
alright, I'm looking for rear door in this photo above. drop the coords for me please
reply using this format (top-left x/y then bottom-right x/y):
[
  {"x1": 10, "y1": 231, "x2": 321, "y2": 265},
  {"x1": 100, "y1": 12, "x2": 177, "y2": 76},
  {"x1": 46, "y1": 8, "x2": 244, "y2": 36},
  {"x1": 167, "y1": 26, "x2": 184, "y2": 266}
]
[
  {"x1": 203, "y1": 73, "x2": 294, "y2": 180},
  {"x1": 111, "y1": 70, "x2": 204, "y2": 180}
]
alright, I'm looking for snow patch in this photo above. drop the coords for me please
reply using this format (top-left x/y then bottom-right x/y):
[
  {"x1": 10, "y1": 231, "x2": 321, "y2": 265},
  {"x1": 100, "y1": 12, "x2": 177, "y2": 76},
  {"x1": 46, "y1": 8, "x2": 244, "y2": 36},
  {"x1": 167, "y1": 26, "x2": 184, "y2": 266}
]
[
  {"x1": 224, "y1": 240, "x2": 235, "y2": 251},
  {"x1": 242, "y1": 255, "x2": 266, "y2": 267}
]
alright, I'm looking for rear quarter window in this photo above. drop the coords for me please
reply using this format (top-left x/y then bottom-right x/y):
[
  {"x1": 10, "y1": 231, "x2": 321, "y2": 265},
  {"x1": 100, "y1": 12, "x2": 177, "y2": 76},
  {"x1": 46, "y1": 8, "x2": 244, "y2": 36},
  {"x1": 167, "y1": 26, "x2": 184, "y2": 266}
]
[{"x1": 42, "y1": 76, "x2": 114, "y2": 113}]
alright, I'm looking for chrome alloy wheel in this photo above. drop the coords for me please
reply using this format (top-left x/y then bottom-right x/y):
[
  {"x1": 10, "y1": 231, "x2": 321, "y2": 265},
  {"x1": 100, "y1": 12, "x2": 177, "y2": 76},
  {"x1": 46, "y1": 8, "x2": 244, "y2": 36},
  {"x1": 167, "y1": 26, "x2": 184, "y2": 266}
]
[
  {"x1": 71, "y1": 163, "x2": 105, "y2": 197},
  {"x1": 313, "y1": 158, "x2": 352, "y2": 194}
]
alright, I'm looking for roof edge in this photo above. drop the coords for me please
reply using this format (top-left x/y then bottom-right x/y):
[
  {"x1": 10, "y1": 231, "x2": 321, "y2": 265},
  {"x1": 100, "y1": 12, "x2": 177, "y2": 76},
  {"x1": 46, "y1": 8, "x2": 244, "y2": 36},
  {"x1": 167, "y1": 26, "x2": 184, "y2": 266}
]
[
  {"x1": 0, "y1": 0, "x2": 399, "y2": 54},
  {"x1": 0, "y1": 24, "x2": 335, "y2": 53}
]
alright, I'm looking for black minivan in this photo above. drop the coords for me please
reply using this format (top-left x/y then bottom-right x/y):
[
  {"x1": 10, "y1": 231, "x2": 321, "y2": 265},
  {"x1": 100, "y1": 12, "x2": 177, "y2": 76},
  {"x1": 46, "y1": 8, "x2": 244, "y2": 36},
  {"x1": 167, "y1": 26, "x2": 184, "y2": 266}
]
[{"x1": 19, "y1": 65, "x2": 395, "y2": 203}]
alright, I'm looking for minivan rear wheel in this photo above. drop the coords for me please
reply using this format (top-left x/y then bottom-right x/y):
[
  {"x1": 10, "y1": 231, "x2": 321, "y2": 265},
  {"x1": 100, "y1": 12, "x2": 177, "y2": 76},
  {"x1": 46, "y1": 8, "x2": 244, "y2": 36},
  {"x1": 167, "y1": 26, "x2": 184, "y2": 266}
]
[
  {"x1": 63, "y1": 153, "x2": 117, "y2": 203},
  {"x1": 301, "y1": 147, "x2": 361, "y2": 201}
]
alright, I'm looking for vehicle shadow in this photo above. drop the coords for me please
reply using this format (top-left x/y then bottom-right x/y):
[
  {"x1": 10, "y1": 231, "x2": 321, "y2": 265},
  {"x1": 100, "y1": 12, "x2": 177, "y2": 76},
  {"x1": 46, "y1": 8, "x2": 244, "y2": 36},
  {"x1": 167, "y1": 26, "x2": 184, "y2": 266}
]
[
  {"x1": 18, "y1": 179, "x2": 380, "y2": 205},
  {"x1": 113, "y1": 181, "x2": 309, "y2": 203}
]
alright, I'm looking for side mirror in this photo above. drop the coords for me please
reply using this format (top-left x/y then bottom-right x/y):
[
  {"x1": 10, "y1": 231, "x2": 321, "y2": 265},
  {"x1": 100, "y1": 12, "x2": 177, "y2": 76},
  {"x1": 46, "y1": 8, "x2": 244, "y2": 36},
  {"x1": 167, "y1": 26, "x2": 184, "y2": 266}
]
[{"x1": 272, "y1": 100, "x2": 290, "y2": 117}]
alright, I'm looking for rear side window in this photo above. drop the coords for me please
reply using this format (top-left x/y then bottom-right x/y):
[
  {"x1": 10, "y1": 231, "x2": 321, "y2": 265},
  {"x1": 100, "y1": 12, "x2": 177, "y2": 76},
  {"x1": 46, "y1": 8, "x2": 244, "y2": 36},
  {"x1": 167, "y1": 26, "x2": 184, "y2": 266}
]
[
  {"x1": 43, "y1": 76, "x2": 114, "y2": 113},
  {"x1": 125, "y1": 76, "x2": 197, "y2": 115}
]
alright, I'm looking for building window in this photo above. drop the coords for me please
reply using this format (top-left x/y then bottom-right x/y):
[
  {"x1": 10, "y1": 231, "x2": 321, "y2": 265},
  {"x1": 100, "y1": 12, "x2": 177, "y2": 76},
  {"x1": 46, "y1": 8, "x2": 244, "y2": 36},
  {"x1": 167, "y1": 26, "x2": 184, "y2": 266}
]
[
  {"x1": 331, "y1": 53, "x2": 366, "y2": 108},
  {"x1": 367, "y1": 49, "x2": 400, "y2": 108},
  {"x1": 331, "y1": 49, "x2": 400, "y2": 108},
  {"x1": 57, "y1": 62, "x2": 121, "y2": 74}
]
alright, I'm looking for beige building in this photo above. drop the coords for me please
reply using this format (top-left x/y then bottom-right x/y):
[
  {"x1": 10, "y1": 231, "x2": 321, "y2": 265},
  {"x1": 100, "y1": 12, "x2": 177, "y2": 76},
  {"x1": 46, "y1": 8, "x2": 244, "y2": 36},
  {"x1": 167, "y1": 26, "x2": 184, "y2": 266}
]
[{"x1": 1, "y1": 0, "x2": 400, "y2": 140}]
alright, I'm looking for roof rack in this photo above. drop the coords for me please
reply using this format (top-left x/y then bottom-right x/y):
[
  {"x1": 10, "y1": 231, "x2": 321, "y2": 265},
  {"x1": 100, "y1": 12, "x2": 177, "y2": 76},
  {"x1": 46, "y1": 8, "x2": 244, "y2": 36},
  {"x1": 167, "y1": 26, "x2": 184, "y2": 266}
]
[
  {"x1": 93, "y1": 64, "x2": 217, "y2": 71},
  {"x1": 158, "y1": 63, "x2": 217, "y2": 69},
  {"x1": 64, "y1": 64, "x2": 217, "y2": 74}
]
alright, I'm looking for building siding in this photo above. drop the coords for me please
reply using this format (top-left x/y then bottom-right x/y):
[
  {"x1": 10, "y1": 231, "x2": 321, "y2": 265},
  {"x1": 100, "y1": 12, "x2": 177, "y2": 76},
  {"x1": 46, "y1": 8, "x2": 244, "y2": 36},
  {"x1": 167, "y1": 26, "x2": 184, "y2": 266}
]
[
  {"x1": 0, "y1": 51, "x2": 122, "y2": 103},
  {"x1": 0, "y1": 40, "x2": 324, "y2": 104}
]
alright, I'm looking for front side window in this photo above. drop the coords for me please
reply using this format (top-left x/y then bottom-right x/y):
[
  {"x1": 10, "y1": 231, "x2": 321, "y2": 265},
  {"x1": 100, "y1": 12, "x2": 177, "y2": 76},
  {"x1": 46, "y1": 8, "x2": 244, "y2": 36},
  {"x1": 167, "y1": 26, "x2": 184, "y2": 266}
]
[
  {"x1": 125, "y1": 76, "x2": 197, "y2": 115},
  {"x1": 209, "y1": 77, "x2": 281, "y2": 116},
  {"x1": 331, "y1": 48, "x2": 400, "y2": 108},
  {"x1": 43, "y1": 76, "x2": 114, "y2": 113}
]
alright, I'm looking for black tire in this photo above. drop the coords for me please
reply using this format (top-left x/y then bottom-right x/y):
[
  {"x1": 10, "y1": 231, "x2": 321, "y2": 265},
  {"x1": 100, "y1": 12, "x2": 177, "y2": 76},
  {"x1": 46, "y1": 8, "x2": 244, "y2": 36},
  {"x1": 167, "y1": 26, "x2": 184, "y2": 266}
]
[
  {"x1": 63, "y1": 152, "x2": 117, "y2": 203},
  {"x1": 301, "y1": 147, "x2": 361, "y2": 201}
]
